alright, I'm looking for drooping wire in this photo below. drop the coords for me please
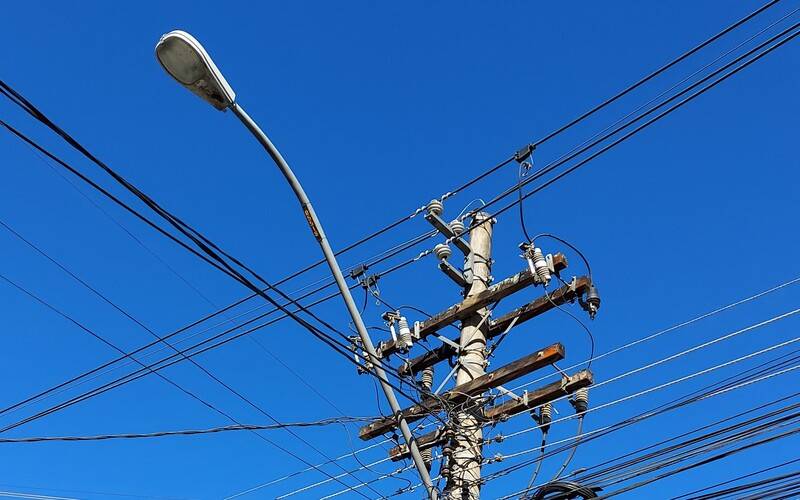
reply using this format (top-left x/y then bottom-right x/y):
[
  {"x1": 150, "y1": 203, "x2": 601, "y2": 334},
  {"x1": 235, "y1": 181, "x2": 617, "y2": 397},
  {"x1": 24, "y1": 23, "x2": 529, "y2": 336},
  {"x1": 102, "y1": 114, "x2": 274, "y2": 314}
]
[
  {"x1": 460, "y1": 20, "x2": 800, "y2": 236},
  {"x1": 0, "y1": 115, "x2": 425, "y2": 410},
  {"x1": 551, "y1": 416, "x2": 586, "y2": 481},
  {"x1": 0, "y1": 271, "x2": 379, "y2": 499},
  {"x1": 0, "y1": 417, "x2": 376, "y2": 443}
]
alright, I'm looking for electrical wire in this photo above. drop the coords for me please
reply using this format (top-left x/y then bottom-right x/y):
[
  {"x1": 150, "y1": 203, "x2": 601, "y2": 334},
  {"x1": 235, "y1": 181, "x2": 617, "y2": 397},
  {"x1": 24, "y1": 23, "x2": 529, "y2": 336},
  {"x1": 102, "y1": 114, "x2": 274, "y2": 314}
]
[
  {"x1": 402, "y1": 323, "x2": 800, "y2": 498},
  {"x1": 507, "y1": 275, "x2": 800, "y2": 396},
  {"x1": 0, "y1": 86, "x2": 423, "y2": 404},
  {"x1": 0, "y1": 417, "x2": 375, "y2": 443},
  {"x1": 0, "y1": 119, "x2": 429, "y2": 422},
  {"x1": 306, "y1": 280, "x2": 800, "y2": 498},
  {"x1": 671, "y1": 457, "x2": 800, "y2": 499},
  {"x1": 1, "y1": 4, "x2": 788, "y2": 426},
  {"x1": 457, "y1": 20, "x2": 800, "y2": 237},
  {"x1": 0, "y1": 271, "x2": 378, "y2": 499},
  {"x1": 0, "y1": 0, "x2": 779, "y2": 352},
  {"x1": 0, "y1": 243, "x2": 432, "y2": 422},
  {"x1": 299, "y1": 335, "x2": 800, "y2": 498},
  {"x1": 482, "y1": 366, "x2": 800, "y2": 498},
  {"x1": 551, "y1": 416, "x2": 586, "y2": 482}
]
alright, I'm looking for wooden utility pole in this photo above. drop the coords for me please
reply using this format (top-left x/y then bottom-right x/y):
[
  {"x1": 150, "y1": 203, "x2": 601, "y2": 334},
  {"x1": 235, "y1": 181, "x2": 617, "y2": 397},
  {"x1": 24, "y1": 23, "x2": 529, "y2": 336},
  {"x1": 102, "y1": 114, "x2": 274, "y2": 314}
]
[
  {"x1": 357, "y1": 199, "x2": 597, "y2": 500},
  {"x1": 445, "y1": 212, "x2": 493, "y2": 499}
]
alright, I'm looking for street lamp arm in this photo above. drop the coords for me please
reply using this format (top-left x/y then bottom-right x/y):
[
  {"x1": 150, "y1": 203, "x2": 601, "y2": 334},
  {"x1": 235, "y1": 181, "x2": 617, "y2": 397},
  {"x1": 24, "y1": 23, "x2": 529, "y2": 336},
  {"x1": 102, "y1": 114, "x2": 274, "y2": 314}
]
[{"x1": 229, "y1": 103, "x2": 439, "y2": 500}]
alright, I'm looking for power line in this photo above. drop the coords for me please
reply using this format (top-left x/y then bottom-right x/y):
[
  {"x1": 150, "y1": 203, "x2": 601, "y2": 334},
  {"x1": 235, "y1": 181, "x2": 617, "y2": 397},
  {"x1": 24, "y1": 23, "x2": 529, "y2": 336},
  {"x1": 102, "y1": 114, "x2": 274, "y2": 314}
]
[
  {"x1": 0, "y1": 271, "x2": 382, "y2": 499},
  {"x1": 0, "y1": 117, "x2": 429, "y2": 411},
  {"x1": 671, "y1": 457, "x2": 800, "y2": 499},
  {"x1": 527, "y1": 0, "x2": 783, "y2": 148},
  {"x1": 460, "y1": 19, "x2": 800, "y2": 233},
  {"x1": 1, "y1": 0, "x2": 779, "y2": 349},
  {"x1": 0, "y1": 218, "x2": 398, "y2": 499},
  {"x1": 0, "y1": 417, "x2": 375, "y2": 444},
  {"x1": 395, "y1": 332, "x2": 800, "y2": 498},
  {"x1": 0, "y1": 88, "x2": 408, "y2": 395},
  {"x1": 274, "y1": 276, "x2": 800, "y2": 499}
]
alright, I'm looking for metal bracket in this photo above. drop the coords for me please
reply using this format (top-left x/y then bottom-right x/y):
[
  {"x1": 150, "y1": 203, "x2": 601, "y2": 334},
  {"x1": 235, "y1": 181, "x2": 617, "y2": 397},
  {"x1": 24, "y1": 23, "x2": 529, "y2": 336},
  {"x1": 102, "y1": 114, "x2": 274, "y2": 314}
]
[
  {"x1": 514, "y1": 144, "x2": 535, "y2": 163},
  {"x1": 349, "y1": 263, "x2": 369, "y2": 281},
  {"x1": 432, "y1": 332, "x2": 461, "y2": 352},
  {"x1": 438, "y1": 260, "x2": 470, "y2": 288},
  {"x1": 495, "y1": 385, "x2": 523, "y2": 402}
]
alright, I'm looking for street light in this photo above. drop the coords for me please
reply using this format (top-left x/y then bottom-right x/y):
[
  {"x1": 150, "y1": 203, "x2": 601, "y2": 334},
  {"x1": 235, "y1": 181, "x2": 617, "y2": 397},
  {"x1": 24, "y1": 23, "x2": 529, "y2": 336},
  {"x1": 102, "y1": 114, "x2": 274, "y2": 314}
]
[{"x1": 155, "y1": 30, "x2": 438, "y2": 499}]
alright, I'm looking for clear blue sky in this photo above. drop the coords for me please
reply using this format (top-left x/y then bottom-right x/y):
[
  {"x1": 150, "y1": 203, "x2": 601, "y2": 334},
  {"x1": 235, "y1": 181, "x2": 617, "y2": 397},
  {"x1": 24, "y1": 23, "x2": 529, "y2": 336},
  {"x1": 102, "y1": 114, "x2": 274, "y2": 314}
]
[{"x1": 1, "y1": 1, "x2": 799, "y2": 499}]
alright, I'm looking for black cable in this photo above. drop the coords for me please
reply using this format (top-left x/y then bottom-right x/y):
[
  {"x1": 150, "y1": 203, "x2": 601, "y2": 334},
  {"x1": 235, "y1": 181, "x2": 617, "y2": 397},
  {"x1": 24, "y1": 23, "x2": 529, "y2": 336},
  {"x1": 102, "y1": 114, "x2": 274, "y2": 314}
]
[
  {"x1": 535, "y1": 235, "x2": 592, "y2": 279},
  {"x1": 671, "y1": 457, "x2": 800, "y2": 499},
  {"x1": 571, "y1": 352, "x2": 800, "y2": 485},
  {"x1": 0, "y1": 118, "x2": 425, "y2": 414},
  {"x1": 466, "y1": 20, "x2": 800, "y2": 234},
  {"x1": 0, "y1": 250, "x2": 428, "y2": 426},
  {"x1": 0, "y1": 417, "x2": 375, "y2": 443},
  {"x1": 530, "y1": 0, "x2": 781, "y2": 149},
  {"x1": 479, "y1": 351, "x2": 800, "y2": 494},
  {"x1": 15, "y1": 238, "x2": 433, "y2": 422},
  {"x1": 523, "y1": 432, "x2": 549, "y2": 498},
  {"x1": 0, "y1": 0, "x2": 775, "y2": 345},
  {"x1": 0, "y1": 83, "x2": 398, "y2": 383},
  {"x1": 0, "y1": 271, "x2": 377, "y2": 499},
  {"x1": 546, "y1": 281, "x2": 596, "y2": 369},
  {"x1": 552, "y1": 416, "x2": 586, "y2": 481},
  {"x1": 0, "y1": 1, "x2": 777, "y2": 379},
  {"x1": 595, "y1": 425, "x2": 800, "y2": 499},
  {"x1": 6, "y1": 0, "x2": 782, "y2": 350},
  {"x1": 518, "y1": 160, "x2": 534, "y2": 244}
]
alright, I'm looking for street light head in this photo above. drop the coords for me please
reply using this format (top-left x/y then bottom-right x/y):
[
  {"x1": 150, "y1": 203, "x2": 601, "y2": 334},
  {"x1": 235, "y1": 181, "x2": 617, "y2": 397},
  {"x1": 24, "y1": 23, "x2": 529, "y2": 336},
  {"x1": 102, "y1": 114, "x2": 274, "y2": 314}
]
[{"x1": 155, "y1": 30, "x2": 235, "y2": 111}]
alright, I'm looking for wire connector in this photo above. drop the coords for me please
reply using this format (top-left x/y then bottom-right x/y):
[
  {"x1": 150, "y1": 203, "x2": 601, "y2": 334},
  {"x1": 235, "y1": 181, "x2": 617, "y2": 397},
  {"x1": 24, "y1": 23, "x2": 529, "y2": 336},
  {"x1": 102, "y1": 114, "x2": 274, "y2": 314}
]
[{"x1": 514, "y1": 143, "x2": 535, "y2": 163}]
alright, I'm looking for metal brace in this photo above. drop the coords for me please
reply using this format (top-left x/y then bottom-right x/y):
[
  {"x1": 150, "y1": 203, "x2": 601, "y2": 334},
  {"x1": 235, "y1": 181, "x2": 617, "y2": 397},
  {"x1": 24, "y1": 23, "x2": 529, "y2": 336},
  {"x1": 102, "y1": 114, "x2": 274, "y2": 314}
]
[
  {"x1": 438, "y1": 259, "x2": 470, "y2": 288},
  {"x1": 432, "y1": 332, "x2": 462, "y2": 352}
]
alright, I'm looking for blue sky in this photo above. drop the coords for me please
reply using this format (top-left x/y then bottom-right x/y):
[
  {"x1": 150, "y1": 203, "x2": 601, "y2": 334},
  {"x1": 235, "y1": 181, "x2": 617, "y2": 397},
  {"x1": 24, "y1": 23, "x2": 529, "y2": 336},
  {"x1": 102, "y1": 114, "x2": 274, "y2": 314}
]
[{"x1": 1, "y1": 1, "x2": 799, "y2": 498}]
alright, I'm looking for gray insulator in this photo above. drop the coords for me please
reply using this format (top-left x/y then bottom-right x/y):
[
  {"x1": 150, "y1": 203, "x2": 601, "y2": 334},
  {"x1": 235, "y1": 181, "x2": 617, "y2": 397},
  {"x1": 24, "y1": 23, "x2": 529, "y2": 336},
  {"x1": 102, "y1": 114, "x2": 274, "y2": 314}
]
[
  {"x1": 540, "y1": 402, "x2": 552, "y2": 424},
  {"x1": 449, "y1": 219, "x2": 465, "y2": 236},
  {"x1": 398, "y1": 316, "x2": 413, "y2": 350},
  {"x1": 421, "y1": 447, "x2": 433, "y2": 472},
  {"x1": 572, "y1": 387, "x2": 589, "y2": 413},
  {"x1": 532, "y1": 247, "x2": 551, "y2": 285},
  {"x1": 539, "y1": 402, "x2": 553, "y2": 433},
  {"x1": 434, "y1": 243, "x2": 452, "y2": 261},
  {"x1": 586, "y1": 284, "x2": 601, "y2": 320},
  {"x1": 420, "y1": 366, "x2": 434, "y2": 391},
  {"x1": 427, "y1": 199, "x2": 444, "y2": 216}
]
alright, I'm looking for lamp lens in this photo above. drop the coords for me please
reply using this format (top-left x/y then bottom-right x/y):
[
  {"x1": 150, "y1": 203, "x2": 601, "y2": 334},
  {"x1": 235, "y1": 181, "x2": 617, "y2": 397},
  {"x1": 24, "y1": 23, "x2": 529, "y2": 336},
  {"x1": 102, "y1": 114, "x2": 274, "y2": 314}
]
[{"x1": 156, "y1": 37, "x2": 206, "y2": 85}]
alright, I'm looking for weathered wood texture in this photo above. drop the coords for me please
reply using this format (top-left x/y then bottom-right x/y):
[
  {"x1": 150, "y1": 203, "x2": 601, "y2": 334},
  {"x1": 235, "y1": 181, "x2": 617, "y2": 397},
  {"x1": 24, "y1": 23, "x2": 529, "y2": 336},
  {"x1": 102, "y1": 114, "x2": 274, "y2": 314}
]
[
  {"x1": 388, "y1": 369, "x2": 593, "y2": 460},
  {"x1": 377, "y1": 253, "x2": 568, "y2": 359},
  {"x1": 399, "y1": 276, "x2": 591, "y2": 377},
  {"x1": 359, "y1": 343, "x2": 566, "y2": 441}
]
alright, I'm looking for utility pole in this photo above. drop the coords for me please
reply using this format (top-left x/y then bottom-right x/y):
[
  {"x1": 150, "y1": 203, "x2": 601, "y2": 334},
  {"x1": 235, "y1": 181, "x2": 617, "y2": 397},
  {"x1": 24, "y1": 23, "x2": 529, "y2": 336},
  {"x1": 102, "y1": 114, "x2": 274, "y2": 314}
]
[
  {"x1": 445, "y1": 212, "x2": 493, "y2": 499},
  {"x1": 357, "y1": 194, "x2": 599, "y2": 500}
]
